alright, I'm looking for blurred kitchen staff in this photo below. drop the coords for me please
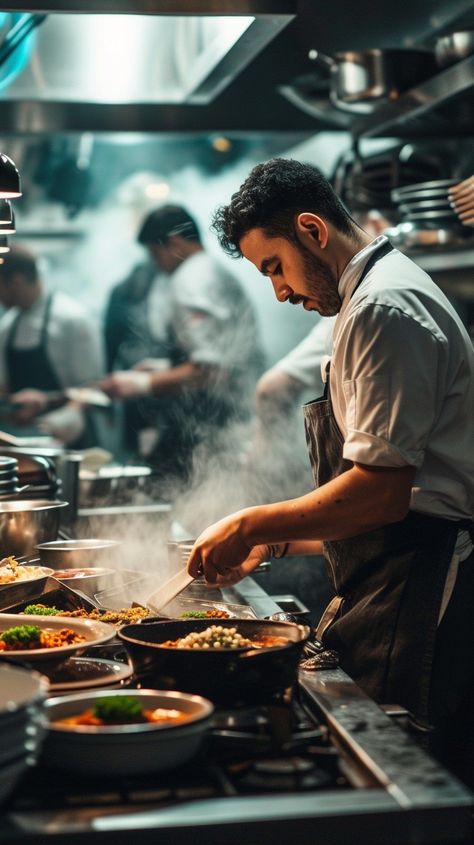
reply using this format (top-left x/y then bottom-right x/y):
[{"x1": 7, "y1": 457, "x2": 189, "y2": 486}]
[
  {"x1": 100, "y1": 204, "x2": 264, "y2": 480},
  {"x1": 0, "y1": 245, "x2": 104, "y2": 445},
  {"x1": 188, "y1": 158, "x2": 474, "y2": 786}
]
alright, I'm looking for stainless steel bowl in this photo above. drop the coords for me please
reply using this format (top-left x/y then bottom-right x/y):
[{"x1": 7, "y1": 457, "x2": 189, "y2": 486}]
[
  {"x1": 53, "y1": 567, "x2": 116, "y2": 599},
  {"x1": 35, "y1": 538, "x2": 119, "y2": 569},
  {"x1": 0, "y1": 500, "x2": 67, "y2": 559}
]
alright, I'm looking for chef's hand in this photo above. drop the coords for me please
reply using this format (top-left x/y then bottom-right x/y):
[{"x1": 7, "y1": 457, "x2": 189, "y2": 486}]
[
  {"x1": 187, "y1": 512, "x2": 269, "y2": 586},
  {"x1": 38, "y1": 402, "x2": 85, "y2": 445},
  {"x1": 133, "y1": 358, "x2": 171, "y2": 373},
  {"x1": 10, "y1": 388, "x2": 48, "y2": 423},
  {"x1": 99, "y1": 371, "x2": 153, "y2": 400}
]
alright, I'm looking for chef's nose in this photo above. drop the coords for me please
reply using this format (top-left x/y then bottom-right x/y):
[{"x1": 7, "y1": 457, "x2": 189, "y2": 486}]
[{"x1": 271, "y1": 279, "x2": 291, "y2": 303}]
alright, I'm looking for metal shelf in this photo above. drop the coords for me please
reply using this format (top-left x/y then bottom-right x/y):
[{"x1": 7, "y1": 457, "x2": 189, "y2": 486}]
[{"x1": 353, "y1": 53, "x2": 474, "y2": 139}]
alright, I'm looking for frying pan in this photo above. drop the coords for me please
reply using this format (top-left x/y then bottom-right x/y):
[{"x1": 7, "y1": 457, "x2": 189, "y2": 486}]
[{"x1": 118, "y1": 618, "x2": 310, "y2": 706}]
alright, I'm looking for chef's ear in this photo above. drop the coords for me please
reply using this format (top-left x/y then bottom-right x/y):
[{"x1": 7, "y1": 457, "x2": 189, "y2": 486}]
[{"x1": 296, "y1": 213, "x2": 329, "y2": 249}]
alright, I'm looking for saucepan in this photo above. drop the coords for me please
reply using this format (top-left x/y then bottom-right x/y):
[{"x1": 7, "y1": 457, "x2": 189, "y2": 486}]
[
  {"x1": 0, "y1": 500, "x2": 67, "y2": 559},
  {"x1": 118, "y1": 618, "x2": 310, "y2": 706},
  {"x1": 310, "y1": 48, "x2": 437, "y2": 113}
]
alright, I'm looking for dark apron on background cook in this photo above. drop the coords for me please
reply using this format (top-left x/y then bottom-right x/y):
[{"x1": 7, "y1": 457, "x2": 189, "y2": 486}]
[
  {"x1": 303, "y1": 241, "x2": 467, "y2": 727},
  {"x1": 6, "y1": 294, "x2": 62, "y2": 393}
]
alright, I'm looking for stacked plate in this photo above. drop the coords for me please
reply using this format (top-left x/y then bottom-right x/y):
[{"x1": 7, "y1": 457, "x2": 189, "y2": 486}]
[
  {"x1": 391, "y1": 178, "x2": 461, "y2": 229},
  {"x1": 0, "y1": 456, "x2": 20, "y2": 499},
  {"x1": 0, "y1": 664, "x2": 48, "y2": 805}
]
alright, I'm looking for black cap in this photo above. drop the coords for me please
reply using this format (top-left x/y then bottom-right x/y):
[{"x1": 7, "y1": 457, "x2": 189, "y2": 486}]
[{"x1": 137, "y1": 204, "x2": 201, "y2": 246}]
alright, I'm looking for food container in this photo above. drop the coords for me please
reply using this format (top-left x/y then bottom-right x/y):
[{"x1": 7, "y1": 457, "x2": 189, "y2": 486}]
[
  {"x1": 119, "y1": 618, "x2": 310, "y2": 706},
  {"x1": 53, "y1": 567, "x2": 116, "y2": 599},
  {"x1": 35, "y1": 538, "x2": 119, "y2": 569},
  {"x1": 0, "y1": 500, "x2": 67, "y2": 559},
  {"x1": 43, "y1": 688, "x2": 214, "y2": 775},
  {"x1": 0, "y1": 564, "x2": 54, "y2": 594},
  {"x1": 79, "y1": 465, "x2": 152, "y2": 506}
]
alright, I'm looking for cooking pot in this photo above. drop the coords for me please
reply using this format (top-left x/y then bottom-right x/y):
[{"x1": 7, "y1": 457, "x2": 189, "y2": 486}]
[
  {"x1": 0, "y1": 500, "x2": 67, "y2": 559},
  {"x1": 435, "y1": 30, "x2": 474, "y2": 68},
  {"x1": 311, "y1": 48, "x2": 437, "y2": 113},
  {"x1": 118, "y1": 618, "x2": 310, "y2": 706},
  {"x1": 35, "y1": 538, "x2": 119, "y2": 569},
  {"x1": 79, "y1": 465, "x2": 152, "y2": 506}
]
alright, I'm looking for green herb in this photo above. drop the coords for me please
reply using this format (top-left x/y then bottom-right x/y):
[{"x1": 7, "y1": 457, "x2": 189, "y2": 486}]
[
  {"x1": 23, "y1": 604, "x2": 60, "y2": 616},
  {"x1": 0, "y1": 625, "x2": 41, "y2": 645},
  {"x1": 93, "y1": 696, "x2": 144, "y2": 723},
  {"x1": 181, "y1": 611, "x2": 208, "y2": 618}
]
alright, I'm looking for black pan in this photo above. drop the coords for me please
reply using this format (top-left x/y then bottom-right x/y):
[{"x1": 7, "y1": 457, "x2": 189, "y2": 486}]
[{"x1": 118, "y1": 618, "x2": 310, "y2": 707}]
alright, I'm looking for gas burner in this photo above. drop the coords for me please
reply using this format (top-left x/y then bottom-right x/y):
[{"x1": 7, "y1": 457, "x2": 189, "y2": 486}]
[{"x1": 233, "y1": 755, "x2": 335, "y2": 792}]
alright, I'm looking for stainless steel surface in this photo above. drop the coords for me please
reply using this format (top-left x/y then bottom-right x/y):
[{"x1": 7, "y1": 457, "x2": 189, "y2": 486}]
[
  {"x1": 35, "y1": 538, "x2": 119, "y2": 568},
  {"x1": 56, "y1": 452, "x2": 81, "y2": 526},
  {"x1": 0, "y1": 499, "x2": 67, "y2": 558},
  {"x1": 435, "y1": 29, "x2": 474, "y2": 68},
  {"x1": 0, "y1": 1, "x2": 296, "y2": 10},
  {"x1": 353, "y1": 52, "x2": 474, "y2": 138}
]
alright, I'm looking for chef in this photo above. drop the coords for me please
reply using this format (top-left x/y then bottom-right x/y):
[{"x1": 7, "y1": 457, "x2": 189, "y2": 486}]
[
  {"x1": 188, "y1": 158, "x2": 474, "y2": 786},
  {"x1": 0, "y1": 245, "x2": 104, "y2": 445},
  {"x1": 100, "y1": 204, "x2": 264, "y2": 481}
]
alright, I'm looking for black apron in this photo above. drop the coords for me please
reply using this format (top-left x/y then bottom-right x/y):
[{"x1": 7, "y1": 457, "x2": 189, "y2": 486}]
[
  {"x1": 303, "y1": 241, "x2": 469, "y2": 727},
  {"x1": 5, "y1": 294, "x2": 62, "y2": 393}
]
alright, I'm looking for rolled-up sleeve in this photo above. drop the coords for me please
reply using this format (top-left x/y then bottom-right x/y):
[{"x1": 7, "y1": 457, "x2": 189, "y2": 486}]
[{"x1": 338, "y1": 304, "x2": 445, "y2": 468}]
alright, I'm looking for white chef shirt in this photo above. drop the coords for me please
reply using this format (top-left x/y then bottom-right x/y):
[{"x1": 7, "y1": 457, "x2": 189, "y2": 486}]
[
  {"x1": 329, "y1": 235, "x2": 474, "y2": 524},
  {"x1": 0, "y1": 290, "x2": 104, "y2": 390},
  {"x1": 276, "y1": 316, "x2": 336, "y2": 395},
  {"x1": 170, "y1": 251, "x2": 263, "y2": 377}
]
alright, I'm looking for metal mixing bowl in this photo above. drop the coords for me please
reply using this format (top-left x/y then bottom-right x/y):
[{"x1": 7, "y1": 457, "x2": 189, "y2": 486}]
[
  {"x1": 35, "y1": 538, "x2": 119, "y2": 569},
  {"x1": 0, "y1": 500, "x2": 67, "y2": 559}
]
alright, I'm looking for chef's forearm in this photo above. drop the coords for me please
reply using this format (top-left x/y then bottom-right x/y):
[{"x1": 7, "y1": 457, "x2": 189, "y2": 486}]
[
  {"x1": 149, "y1": 361, "x2": 210, "y2": 394},
  {"x1": 241, "y1": 463, "x2": 415, "y2": 546}
]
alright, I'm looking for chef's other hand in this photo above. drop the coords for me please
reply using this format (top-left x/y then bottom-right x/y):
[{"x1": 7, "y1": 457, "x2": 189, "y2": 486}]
[
  {"x1": 10, "y1": 388, "x2": 48, "y2": 423},
  {"x1": 187, "y1": 512, "x2": 258, "y2": 585},
  {"x1": 99, "y1": 371, "x2": 152, "y2": 400}
]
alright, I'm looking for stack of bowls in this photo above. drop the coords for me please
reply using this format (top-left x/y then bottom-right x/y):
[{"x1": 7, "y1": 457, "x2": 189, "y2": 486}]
[
  {"x1": 390, "y1": 178, "x2": 461, "y2": 229},
  {"x1": 0, "y1": 664, "x2": 47, "y2": 805},
  {"x1": 16, "y1": 455, "x2": 62, "y2": 501},
  {"x1": 0, "y1": 456, "x2": 20, "y2": 499}
]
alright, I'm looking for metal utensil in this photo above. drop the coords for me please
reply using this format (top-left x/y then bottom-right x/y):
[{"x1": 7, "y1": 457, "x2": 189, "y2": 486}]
[{"x1": 146, "y1": 566, "x2": 195, "y2": 614}]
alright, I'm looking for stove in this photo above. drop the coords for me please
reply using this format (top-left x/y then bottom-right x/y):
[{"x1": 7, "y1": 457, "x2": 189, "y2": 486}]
[{"x1": 2, "y1": 663, "x2": 473, "y2": 845}]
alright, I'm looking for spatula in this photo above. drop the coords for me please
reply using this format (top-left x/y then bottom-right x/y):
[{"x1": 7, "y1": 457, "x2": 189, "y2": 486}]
[{"x1": 145, "y1": 566, "x2": 195, "y2": 614}]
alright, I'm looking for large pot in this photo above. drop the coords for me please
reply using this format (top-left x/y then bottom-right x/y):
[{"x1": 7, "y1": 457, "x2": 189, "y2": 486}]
[
  {"x1": 0, "y1": 500, "x2": 67, "y2": 559},
  {"x1": 311, "y1": 48, "x2": 437, "y2": 113},
  {"x1": 118, "y1": 618, "x2": 310, "y2": 706}
]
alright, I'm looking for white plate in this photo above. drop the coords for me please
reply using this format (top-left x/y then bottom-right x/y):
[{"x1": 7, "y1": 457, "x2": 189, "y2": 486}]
[
  {"x1": 0, "y1": 613, "x2": 115, "y2": 665},
  {"x1": 0, "y1": 663, "x2": 47, "y2": 715},
  {"x1": 47, "y1": 656, "x2": 133, "y2": 692}
]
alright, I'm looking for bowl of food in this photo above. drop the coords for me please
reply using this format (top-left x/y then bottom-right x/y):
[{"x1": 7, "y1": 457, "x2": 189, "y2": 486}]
[
  {"x1": 53, "y1": 567, "x2": 116, "y2": 599},
  {"x1": 35, "y1": 539, "x2": 119, "y2": 570},
  {"x1": 0, "y1": 612, "x2": 115, "y2": 668},
  {"x1": 0, "y1": 557, "x2": 54, "y2": 592},
  {"x1": 43, "y1": 689, "x2": 214, "y2": 775},
  {"x1": 118, "y1": 619, "x2": 310, "y2": 706}
]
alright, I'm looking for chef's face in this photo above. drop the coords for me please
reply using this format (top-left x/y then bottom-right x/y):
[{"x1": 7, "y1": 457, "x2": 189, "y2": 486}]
[
  {"x1": 147, "y1": 238, "x2": 183, "y2": 275},
  {"x1": 0, "y1": 275, "x2": 19, "y2": 308},
  {"x1": 240, "y1": 222, "x2": 341, "y2": 317}
]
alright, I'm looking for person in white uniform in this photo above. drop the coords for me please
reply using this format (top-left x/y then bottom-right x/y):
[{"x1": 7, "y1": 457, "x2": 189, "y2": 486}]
[
  {"x1": 101, "y1": 205, "x2": 264, "y2": 481},
  {"x1": 0, "y1": 245, "x2": 104, "y2": 445},
  {"x1": 187, "y1": 158, "x2": 474, "y2": 786}
]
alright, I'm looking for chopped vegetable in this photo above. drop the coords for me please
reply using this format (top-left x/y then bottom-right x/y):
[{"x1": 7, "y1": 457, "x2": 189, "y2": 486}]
[
  {"x1": 0, "y1": 624, "x2": 41, "y2": 646},
  {"x1": 93, "y1": 696, "x2": 144, "y2": 723},
  {"x1": 181, "y1": 610, "x2": 230, "y2": 619},
  {"x1": 23, "y1": 604, "x2": 60, "y2": 616},
  {"x1": 163, "y1": 625, "x2": 254, "y2": 650}
]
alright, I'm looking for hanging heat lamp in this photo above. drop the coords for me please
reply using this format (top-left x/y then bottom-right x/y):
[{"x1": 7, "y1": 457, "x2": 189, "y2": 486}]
[{"x1": 0, "y1": 154, "x2": 21, "y2": 199}]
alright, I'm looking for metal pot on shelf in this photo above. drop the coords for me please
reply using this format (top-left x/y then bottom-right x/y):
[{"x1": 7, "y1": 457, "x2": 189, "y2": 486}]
[
  {"x1": 0, "y1": 500, "x2": 67, "y2": 559},
  {"x1": 309, "y1": 48, "x2": 437, "y2": 113}
]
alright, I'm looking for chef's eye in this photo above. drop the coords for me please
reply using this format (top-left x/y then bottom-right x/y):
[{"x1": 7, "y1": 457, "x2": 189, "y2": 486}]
[{"x1": 271, "y1": 263, "x2": 282, "y2": 276}]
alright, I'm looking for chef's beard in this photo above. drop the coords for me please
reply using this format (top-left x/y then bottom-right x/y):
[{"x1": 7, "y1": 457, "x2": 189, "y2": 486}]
[{"x1": 299, "y1": 246, "x2": 341, "y2": 316}]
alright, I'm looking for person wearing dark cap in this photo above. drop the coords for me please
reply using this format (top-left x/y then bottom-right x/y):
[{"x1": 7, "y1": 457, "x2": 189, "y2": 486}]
[{"x1": 100, "y1": 204, "x2": 264, "y2": 481}]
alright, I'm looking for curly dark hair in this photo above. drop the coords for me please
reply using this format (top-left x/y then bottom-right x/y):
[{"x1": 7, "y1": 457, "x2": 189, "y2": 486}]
[{"x1": 212, "y1": 158, "x2": 356, "y2": 257}]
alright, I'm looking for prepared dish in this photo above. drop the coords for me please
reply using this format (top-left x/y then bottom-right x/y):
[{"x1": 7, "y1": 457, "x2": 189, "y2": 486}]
[
  {"x1": 159, "y1": 624, "x2": 288, "y2": 650},
  {"x1": 53, "y1": 694, "x2": 191, "y2": 728},
  {"x1": 180, "y1": 610, "x2": 231, "y2": 619},
  {"x1": 0, "y1": 623, "x2": 85, "y2": 651},
  {"x1": 0, "y1": 557, "x2": 50, "y2": 585},
  {"x1": 22, "y1": 603, "x2": 150, "y2": 626}
]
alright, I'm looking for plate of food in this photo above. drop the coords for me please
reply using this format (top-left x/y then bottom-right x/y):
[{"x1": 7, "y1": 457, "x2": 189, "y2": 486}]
[
  {"x1": 0, "y1": 558, "x2": 54, "y2": 590},
  {"x1": 18, "y1": 602, "x2": 151, "y2": 627},
  {"x1": 0, "y1": 613, "x2": 115, "y2": 667}
]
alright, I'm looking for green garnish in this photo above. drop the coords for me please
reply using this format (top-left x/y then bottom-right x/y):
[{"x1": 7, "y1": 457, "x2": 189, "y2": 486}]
[
  {"x1": 0, "y1": 625, "x2": 41, "y2": 645},
  {"x1": 93, "y1": 696, "x2": 144, "y2": 723},
  {"x1": 24, "y1": 604, "x2": 60, "y2": 616},
  {"x1": 181, "y1": 611, "x2": 208, "y2": 618}
]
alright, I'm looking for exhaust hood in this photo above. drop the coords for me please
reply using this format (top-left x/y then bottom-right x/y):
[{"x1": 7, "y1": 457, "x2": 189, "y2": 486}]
[{"x1": 0, "y1": 11, "x2": 293, "y2": 105}]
